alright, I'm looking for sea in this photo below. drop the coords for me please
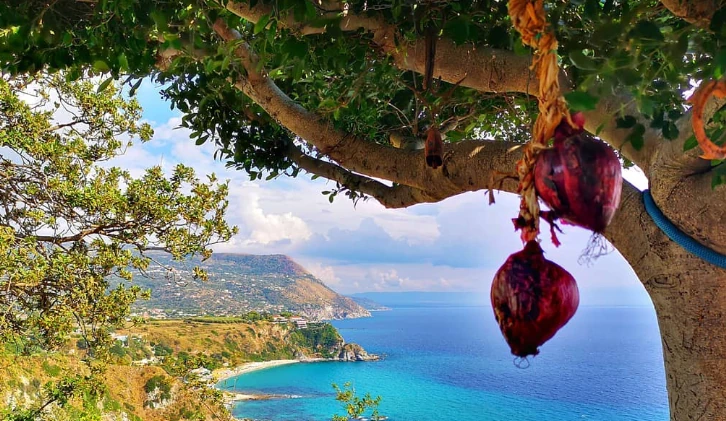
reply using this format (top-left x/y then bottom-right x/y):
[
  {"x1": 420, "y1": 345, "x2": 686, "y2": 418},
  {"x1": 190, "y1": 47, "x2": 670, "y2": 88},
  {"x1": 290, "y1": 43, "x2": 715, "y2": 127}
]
[{"x1": 218, "y1": 293, "x2": 669, "y2": 421}]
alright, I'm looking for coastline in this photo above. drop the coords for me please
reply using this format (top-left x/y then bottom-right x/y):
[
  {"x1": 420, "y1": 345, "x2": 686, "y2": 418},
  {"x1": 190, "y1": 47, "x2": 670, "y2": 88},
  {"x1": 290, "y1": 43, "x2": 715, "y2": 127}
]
[
  {"x1": 214, "y1": 359, "x2": 300, "y2": 403},
  {"x1": 213, "y1": 359, "x2": 300, "y2": 384},
  {"x1": 213, "y1": 355, "x2": 380, "y2": 405}
]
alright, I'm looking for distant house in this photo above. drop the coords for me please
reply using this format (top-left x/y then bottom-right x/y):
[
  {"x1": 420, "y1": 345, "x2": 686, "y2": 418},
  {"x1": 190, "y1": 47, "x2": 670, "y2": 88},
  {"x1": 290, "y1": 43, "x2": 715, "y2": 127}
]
[
  {"x1": 111, "y1": 334, "x2": 129, "y2": 347},
  {"x1": 272, "y1": 316, "x2": 287, "y2": 323},
  {"x1": 132, "y1": 357, "x2": 159, "y2": 366},
  {"x1": 295, "y1": 320, "x2": 308, "y2": 329},
  {"x1": 289, "y1": 316, "x2": 304, "y2": 322}
]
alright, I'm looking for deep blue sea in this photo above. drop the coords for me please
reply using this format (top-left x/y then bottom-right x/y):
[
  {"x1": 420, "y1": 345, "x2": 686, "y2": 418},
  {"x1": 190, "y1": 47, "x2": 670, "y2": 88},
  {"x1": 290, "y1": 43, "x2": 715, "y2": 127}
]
[{"x1": 219, "y1": 294, "x2": 669, "y2": 421}]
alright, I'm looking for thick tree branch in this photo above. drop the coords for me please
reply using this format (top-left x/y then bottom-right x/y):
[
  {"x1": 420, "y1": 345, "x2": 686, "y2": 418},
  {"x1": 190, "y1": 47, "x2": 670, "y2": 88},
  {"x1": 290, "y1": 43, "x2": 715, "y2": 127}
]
[
  {"x1": 224, "y1": 1, "x2": 536, "y2": 94},
  {"x1": 210, "y1": 19, "x2": 657, "y2": 271},
  {"x1": 660, "y1": 0, "x2": 723, "y2": 30},
  {"x1": 287, "y1": 145, "x2": 437, "y2": 208},
  {"x1": 223, "y1": 1, "x2": 655, "y2": 171}
]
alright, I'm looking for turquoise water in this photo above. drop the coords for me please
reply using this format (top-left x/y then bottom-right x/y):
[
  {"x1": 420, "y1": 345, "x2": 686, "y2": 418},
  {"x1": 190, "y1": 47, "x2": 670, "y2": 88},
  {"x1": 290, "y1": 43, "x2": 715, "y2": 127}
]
[{"x1": 219, "y1": 301, "x2": 669, "y2": 421}]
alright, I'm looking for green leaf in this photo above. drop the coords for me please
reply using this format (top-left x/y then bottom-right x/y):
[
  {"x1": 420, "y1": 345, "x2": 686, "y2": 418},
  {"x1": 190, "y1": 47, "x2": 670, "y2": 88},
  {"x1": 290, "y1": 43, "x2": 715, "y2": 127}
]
[
  {"x1": 281, "y1": 38, "x2": 307, "y2": 59},
  {"x1": 150, "y1": 11, "x2": 168, "y2": 32},
  {"x1": 593, "y1": 22, "x2": 624, "y2": 42},
  {"x1": 569, "y1": 50, "x2": 598, "y2": 70},
  {"x1": 615, "y1": 68, "x2": 641, "y2": 86},
  {"x1": 669, "y1": 33, "x2": 689, "y2": 64},
  {"x1": 638, "y1": 96, "x2": 656, "y2": 117},
  {"x1": 129, "y1": 78, "x2": 143, "y2": 97},
  {"x1": 512, "y1": 36, "x2": 530, "y2": 56},
  {"x1": 444, "y1": 17, "x2": 470, "y2": 45},
  {"x1": 97, "y1": 76, "x2": 113, "y2": 93},
  {"x1": 616, "y1": 115, "x2": 637, "y2": 129},
  {"x1": 663, "y1": 121, "x2": 679, "y2": 140},
  {"x1": 683, "y1": 135, "x2": 698, "y2": 152},
  {"x1": 446, "y1": 130, "x2": 465, "y2": 142},
  {"x1": 626, "y1": 124, "x2": 646, "y2": 150},
  {"x1": 117, "y1": 53, "x2": 129, "y2": 71},
  {"x1": 711, "y1": 163, "x2": 726, "y2": 189},
  {"x1": 92, "y1": 60, "x2": 110, "y2": 73},
  {"x1": 564, "y1": 91, "x2": 599, "y2": 111},
  {"x1": 254, "y1": 14, "x2": 271, "y2": 34},
  {"x1": 633, "y1": 20, "x2": 664, "y2": 41},
  {"x1": 195, "y1": 135, "x2": 209, "y2": 145},
  {"x1": 715, "y1": 48, "x2": 726, "y2": 79},
  {"x1": 595, "y1": 123, "x2": 605, "y2": 135},
  {"x1": 710, "y1": 7, "x2": 726, "y2": 35}
]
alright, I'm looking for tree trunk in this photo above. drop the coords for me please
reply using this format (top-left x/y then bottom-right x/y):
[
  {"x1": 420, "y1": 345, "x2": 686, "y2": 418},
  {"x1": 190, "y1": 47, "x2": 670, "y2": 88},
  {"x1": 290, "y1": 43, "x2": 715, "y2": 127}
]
[
  {"x1": 646, "y1": 259, "x2": 726, "y2": 421},
  {"x1": 603, "y1": 185, "x2": 726, "y2": 420}
]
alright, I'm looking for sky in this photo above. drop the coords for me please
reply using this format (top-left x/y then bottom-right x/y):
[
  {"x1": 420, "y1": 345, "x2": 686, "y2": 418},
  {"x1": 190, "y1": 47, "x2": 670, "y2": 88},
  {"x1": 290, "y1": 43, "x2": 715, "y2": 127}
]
[{"x1": 112, "y1": 80, "x2": 655, "y2": 307}]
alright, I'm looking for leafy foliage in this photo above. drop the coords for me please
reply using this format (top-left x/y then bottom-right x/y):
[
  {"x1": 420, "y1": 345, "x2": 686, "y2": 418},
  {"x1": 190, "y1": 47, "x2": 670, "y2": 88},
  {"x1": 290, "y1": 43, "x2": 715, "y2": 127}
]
[
  {"x1": 4, "y1": 0, "x2": 725, "y2": 185},
  {"x1": 0, "y1": 74, "x2": 236, "y2": 355},
  {"x1": 0, "y1": 74, "x2": 236, "y2": 419},
  {"x1": 331, "y1": 382, "x2": 382, "y2": 421},
  {"x1": 290, "y1": 323, "x2": 342, "y2": 356}
]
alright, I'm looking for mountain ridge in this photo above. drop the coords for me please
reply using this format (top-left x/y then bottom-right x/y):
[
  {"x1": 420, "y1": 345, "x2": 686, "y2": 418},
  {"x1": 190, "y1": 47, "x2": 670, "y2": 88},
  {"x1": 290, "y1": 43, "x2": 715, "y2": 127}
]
[{"x1": 122, "y1": 253, "x2": 370, "y2": 321}]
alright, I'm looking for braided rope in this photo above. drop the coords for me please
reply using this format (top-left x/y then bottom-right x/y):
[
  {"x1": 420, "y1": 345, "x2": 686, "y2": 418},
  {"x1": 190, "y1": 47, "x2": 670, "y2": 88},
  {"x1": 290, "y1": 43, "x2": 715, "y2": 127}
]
[{"x1": 508, "y1": 0, "x2": 573, "y2": 243}]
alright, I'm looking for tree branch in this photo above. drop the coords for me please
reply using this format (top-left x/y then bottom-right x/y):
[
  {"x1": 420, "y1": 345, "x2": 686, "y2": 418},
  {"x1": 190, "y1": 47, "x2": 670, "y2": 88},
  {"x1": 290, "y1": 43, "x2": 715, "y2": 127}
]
[
  {"x1": 287, "y1": 145, "x2": 437, "y2": 208},
  {"x1": 209, "y1": 18, "x2": 659, "y2": 271},
  {"x1": 212, "y1": 19, "x2": 520, "y2": 199},
  {"x1": 582, "y1": 93, "x2": 662, "y2": 173},
  {"x1": 223, "y1": 1, "x2": 656, "y2": 171},
  {"x1": 660, "y1": 0, "x2": 723, "y2": 30},
  {"x1": 224, "y1": 1, "x2": 536, "y2": 94}
]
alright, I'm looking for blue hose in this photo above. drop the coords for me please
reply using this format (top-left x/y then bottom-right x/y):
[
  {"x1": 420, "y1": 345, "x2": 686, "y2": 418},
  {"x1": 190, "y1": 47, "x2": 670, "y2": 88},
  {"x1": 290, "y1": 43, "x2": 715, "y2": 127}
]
[{"x1": 643, "y1": 189, "x2": 726, "y2": 268}]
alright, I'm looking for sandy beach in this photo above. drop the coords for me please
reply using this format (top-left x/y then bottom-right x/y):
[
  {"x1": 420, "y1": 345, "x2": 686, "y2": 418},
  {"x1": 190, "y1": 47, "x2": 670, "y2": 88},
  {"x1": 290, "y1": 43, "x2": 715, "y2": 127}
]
[{"x1": 214, "y1": 359, "x2": 300, "y2": 402}]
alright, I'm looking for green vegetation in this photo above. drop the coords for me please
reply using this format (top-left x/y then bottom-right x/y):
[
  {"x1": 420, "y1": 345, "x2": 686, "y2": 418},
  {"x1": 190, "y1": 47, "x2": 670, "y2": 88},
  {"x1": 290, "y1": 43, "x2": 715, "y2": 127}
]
[
  {"x1": 332, "y1": 382, "x2": 382, "y2": 421},
  {"x1": 144, "y1": 375, "x2": 172, "y2": 407},
  {"x1": 41, "y1": 361, "x2": 62, "y2": 377},
  {"x1": 0, "y1": 75, "x2": 235, "y2": 357},
  {"x1": 108, "y1": 253, "x2": 367, "y2": 320},
  {"x1": 0, "y1": 73, "x2": 235, "y2": 420},
  {"x1": 291, "y1": 323, "x2": 342, "y2": 358}
]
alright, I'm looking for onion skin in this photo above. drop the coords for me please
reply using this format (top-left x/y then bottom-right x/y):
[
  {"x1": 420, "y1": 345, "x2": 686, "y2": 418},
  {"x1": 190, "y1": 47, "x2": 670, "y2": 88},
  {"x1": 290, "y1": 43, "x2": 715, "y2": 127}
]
[
  {"x1": 491, "y1": 241, "x2": 579, "y2": 357},
  {"x1": 534, "y1": 131, "x2": 622, "y2": 233}
]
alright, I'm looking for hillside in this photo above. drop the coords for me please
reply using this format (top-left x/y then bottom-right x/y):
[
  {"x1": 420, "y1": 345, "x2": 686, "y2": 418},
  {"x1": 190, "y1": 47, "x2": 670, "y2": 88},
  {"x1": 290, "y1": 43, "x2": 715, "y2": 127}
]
[
  {"x1": 0, "y1": 355, "x2": 229, "y2": 421},
  {"x1": 349, "y1": 296, "x2": 391, "y2": 311},
  {"x1": 1, "y1": 319, "x2": 375, "y2": 421},
  {"x1": 117, "y1": 253, "x2": 370, "y2": 321}
]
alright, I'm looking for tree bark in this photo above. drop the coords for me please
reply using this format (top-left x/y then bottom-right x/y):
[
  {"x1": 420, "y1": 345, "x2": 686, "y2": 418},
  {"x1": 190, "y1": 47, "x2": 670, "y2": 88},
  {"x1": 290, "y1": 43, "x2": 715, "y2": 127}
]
[
  {"x1": 642, "y1": 248, "x2": 726, "y2": 420},
  {"x1": 606, "y1": 185, "x2": 726, "y2": 420}
]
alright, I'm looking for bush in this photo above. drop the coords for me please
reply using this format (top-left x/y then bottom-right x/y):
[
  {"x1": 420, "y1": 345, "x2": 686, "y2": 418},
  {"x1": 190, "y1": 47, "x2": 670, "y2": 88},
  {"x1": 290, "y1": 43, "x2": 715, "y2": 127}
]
[
  {"x1": 144, "y1": 375, "x2": 172, "y2": 405},
  {"x1": 154, "y1": 343, "x2": 174, "y2": 357},
  {"x1": 41, "y1": 361, "x2": 62, "y2": 377},
  {"x1": 109, "y1": 341, "x2": 127, "y2": 358}
]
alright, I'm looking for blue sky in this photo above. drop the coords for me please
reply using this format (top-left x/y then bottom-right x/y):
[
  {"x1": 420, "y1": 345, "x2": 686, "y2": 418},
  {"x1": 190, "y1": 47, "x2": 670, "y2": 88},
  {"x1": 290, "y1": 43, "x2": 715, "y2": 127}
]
[{"x1": 115, "y1": 80, "x2": 655, "y2": 307}]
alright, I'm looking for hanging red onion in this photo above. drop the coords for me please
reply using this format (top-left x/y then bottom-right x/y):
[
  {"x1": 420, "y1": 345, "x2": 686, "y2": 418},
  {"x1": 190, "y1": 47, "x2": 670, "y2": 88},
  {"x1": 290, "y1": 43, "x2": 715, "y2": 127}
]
[
  {"x1": 491, "y1": 241, "x2": 579, "y2": 357},
  {"x1": 534, "y1": 116, "x2": 622, "y2": 233}
]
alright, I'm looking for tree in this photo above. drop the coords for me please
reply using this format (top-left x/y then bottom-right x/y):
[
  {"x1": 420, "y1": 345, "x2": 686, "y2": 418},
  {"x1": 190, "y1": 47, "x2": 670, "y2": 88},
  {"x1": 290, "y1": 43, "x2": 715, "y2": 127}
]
[
  {"x1": 0, "y1": 73, "x2": 236, "y2": 418},
  {"x1": 0, "y1": 73, "x2": 236, "y2": 356},
  {"x1": 3, "y1": 1, "x2": 726, "y2": 419}
]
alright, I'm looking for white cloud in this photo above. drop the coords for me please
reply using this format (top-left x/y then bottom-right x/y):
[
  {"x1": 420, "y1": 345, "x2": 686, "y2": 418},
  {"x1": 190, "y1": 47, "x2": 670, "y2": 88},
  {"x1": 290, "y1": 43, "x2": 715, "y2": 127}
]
[
  {"x1": 240, "y1": 192, "x2": 312, "y2": 246},
  {"x1": 301, "y1": 262, "x2": 341, "y2": 286}
]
